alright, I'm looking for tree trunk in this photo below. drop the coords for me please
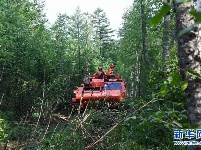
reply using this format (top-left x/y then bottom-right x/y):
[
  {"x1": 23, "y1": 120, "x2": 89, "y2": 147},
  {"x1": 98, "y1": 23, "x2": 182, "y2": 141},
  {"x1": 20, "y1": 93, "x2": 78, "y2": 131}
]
[
  {"x1": 174, "y1": 1, "x2": 201, "y2": 149},
  {"x1": 162, "y1": 1, "x2": 170, "y2": 61},
  {"x1": 140, "y1": 0, "x2": 148, "y2": 61},
  {"x1": 197, "y1": 0, "x2": 201, "y2": 54}
]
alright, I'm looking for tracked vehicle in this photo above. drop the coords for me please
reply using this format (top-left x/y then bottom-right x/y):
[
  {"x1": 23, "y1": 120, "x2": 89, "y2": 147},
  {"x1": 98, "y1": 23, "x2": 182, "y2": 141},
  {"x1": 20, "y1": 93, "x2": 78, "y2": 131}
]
[{"x1": 71, "y1": 66, "x2": 128, "y2": 110}]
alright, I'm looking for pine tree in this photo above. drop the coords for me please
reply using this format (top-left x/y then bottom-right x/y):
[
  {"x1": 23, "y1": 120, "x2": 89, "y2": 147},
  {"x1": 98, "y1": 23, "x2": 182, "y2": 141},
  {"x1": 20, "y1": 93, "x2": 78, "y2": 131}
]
[{"x1": 91, "y1": 8, "x2": 114, "y2": 57}]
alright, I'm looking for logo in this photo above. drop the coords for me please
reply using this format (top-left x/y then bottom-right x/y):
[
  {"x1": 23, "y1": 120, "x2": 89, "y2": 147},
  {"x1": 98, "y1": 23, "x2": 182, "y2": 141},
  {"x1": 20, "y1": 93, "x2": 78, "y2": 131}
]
[{"x1": 174, "y1": 129, "x2": 201, "y2": 145}]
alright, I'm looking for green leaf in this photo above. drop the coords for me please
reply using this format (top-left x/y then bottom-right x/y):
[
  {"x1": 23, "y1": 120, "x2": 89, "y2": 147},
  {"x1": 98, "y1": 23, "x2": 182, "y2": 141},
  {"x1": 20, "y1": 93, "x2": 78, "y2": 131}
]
[
  {"x1": 190, "y1": 8, "x2": 201, "y2": 23},
  {"x1": 167, "y1": 76, "x2": 173, "y2": 83},
  {"x1": 155, "y1": 111, "x2": 164, "y2": 120},
  {"x1": 181, "y1": 81, "x2": 188, "y2": 91},
  {"x1": 173, "y1": 121, "x2": 182, "y2": 128},
  {"x1": 179, "y1": 8, "x2": 201, "y2": 36},
  {"x1": 160, "y1": 84, "x2": 167, "y2": 97},
  {"x1": 146, "y1": 108, "x2": 153, "y2": 111},
  {"x1": 125, "y1": 116, "x2": 137, "y2": 122},
  {"x1": 173, "y1": 102, "x2": 184, "y2": 107},
  {"x1": 168, "y1": 73, "x2": 181, "y2": 86},
  {"x1": 151, "y1": 4, "x2": 171, "y2": 27},
  {"x1": 175, "y1": 0, "x2": 191, "y2": 3},
  {"x1": 178, "y1": 24, "x2": 195, "y2": 37},
  {"x1": 179, "y1": 114, "x2": 187, "y2": 119},
  {"x1": 164, "y1": 123, "x2": 170, "y2": 128},
  {"x1": 175, "y1": 0, "x2": 183, "y2": 2},
  {"x1": 182, "y1": 123, "x2": 191, "y2": 128},
  {"x1": 188, "y1": 69, "x2": 201, "y2": 78}
]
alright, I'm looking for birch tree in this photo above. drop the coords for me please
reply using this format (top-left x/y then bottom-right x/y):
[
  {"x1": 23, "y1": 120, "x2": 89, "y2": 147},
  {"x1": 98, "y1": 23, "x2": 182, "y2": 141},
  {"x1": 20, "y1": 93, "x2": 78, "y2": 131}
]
[{"x1": 174, "y1": 3, "x2": 201, "y2": 150}]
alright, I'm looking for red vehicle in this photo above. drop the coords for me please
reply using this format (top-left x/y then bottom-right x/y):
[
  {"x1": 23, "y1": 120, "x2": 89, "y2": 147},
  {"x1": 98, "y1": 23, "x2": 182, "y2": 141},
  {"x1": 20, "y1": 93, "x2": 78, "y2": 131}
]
[{"x1": 71, "y1": 67, "x2": 128, "y2": 110}]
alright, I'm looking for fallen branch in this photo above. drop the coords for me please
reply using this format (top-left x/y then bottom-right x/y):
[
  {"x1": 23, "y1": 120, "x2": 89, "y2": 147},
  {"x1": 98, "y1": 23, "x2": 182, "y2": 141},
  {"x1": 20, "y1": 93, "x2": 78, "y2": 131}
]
[
  {"x1": 73, "y1": 111, "x2": 91, "y2": 135},
  {"x1": 0, "y1": 93, "x2": 4, "y2": 105},
  {"x1": 55, "y1": 107, "x2": 73, "y2": 142},
  {"x1": 84, "y1": 100, "x2": 155, "y2": 150}
]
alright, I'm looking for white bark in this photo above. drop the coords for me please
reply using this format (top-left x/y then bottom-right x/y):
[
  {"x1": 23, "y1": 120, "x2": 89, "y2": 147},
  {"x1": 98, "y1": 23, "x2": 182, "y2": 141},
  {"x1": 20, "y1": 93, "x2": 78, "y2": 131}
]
[{"x1": 196, "y1": 0, "x2": 201, "y2": 56}]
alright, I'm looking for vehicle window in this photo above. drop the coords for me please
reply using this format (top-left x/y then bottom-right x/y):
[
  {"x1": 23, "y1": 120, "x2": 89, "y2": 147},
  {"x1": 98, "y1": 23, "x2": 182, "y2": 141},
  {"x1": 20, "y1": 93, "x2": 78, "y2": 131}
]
[{"x1": 104, "y1": 83, "x2": 122, "y2": 90}]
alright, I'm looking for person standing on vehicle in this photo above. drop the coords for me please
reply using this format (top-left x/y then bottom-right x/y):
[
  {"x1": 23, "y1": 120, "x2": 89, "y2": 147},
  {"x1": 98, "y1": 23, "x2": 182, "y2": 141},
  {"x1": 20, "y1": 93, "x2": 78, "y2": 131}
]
[
  {"x1": 93, "y1": 66, "x2": 106, "y2": 79},
  {"x1": 107, "y1": 64, "x2": 115, "y2": 75}
]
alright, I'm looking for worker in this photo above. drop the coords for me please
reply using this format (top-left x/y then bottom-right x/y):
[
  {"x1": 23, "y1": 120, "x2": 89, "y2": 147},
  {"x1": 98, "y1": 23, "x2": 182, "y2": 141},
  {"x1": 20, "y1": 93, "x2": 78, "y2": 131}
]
[
  {"x1": 84, "y1": 74, "x2": 91, "y2": 84},
  {"x1": 93, "y1": 66, "x2": 106, "y2": 79},
  {"x1": 107, "y1": 64, "x2": 115, "y2": 75}
]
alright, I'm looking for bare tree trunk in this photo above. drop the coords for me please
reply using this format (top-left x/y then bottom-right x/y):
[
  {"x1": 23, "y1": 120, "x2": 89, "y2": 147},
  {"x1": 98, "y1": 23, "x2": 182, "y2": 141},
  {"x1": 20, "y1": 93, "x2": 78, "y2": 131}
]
[
  {"x1": 78, "y1": 23, "x2": 81, "y2": 77},
  {"x1": 162, "y1": 1, "x2": 170, "y2": 61},
  {"x1": 174, "y1": 1, "x2": 201, "y2": 149},
  {"x1": 140, "y1": 0, "x2": 148, "y2": 61},
  {"x1": 138, "y1": 55, "x2": 141, "y2": 98},
  {"x1": 197, "y1": 0, "x2": 201, "y2": 54}
]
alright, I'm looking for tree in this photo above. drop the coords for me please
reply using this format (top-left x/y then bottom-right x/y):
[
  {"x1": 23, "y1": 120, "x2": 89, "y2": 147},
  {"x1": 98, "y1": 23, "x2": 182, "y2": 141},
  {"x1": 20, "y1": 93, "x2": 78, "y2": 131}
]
[
  {"x1": 118, "y1": 0, "x2": 163, "y2": 99},
  {"x1": 174, "y1": 1, "x2": 201, "y2": 146},
  {"x1": 0, "y1": 0, "x2": 50, "y2": 117},
  {"x1": 91, "y1": 8, "x2": 114, "y2": 57},
  {"x1": 141, "y1": 0, "x2": 148, "y2": 61},
  {"x1": 162, "y1": 1, "x2": 171, "y2": 61}
]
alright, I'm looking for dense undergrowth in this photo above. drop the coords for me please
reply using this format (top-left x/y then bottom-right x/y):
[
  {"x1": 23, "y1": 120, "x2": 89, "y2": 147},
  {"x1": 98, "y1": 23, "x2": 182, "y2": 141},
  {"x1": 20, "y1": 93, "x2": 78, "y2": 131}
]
[
  {"x1": 0, "y1": 46, "x2": 188, "y2": 150},
  {"x1": 0, "y1": 63, "x2": 188, "y2": 149}
]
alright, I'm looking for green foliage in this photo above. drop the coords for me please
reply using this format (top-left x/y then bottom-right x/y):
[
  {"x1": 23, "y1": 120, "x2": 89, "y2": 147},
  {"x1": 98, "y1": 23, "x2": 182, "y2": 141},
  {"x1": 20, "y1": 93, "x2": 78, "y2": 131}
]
[
  {"x1": 178, "y1": 24, "x2": 195, "y2": 37},
  {"x1": 152, "y1": 1, "x2": 201, "y2": 36},
  {"x1": 190, "y1": 8, "x2": 201, "y2": 23},
  {"x1": 175, "y1": 0, "x2": 191, "y2": 3},
  {"x1": 120, "y1": 68, "x2": 188, "y2": 148},
  {"x1": 0, "y1": 111, "x2": 15, "y2": 121},
  {"x1": 187, "y1": 69, "x2": 201, "y2": 79},
  {"x1": 117, "y1": 41, "x2": 188, "y2": 148},
  {"x1": 32, "y1": 123, "x2": 85, "y2": 149},
  {"x1": 91, "y1": 8, "x2": 114, "y2": 57},
  {"x1": 7, "y1": 124, "x2": 33, "y2": 141},
  {"x1": 151, "y1": 4, "x2": 171, "y2": 27},
  {"x1": 118, "y1": 0, "x2": 164, "y2": 99},
  {"x1": 0, "y1": 118, "x2": 8, "y2": 146},
  {"x1": 158, "y1": 72, "x2": 188, "y2": 98}
]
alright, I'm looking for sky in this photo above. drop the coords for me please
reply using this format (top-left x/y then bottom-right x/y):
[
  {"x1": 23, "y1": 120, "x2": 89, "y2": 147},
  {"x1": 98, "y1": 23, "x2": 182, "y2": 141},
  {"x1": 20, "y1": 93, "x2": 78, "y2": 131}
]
[{"x1": 44, "y1": 0, "x2": 133, "y2": 31}]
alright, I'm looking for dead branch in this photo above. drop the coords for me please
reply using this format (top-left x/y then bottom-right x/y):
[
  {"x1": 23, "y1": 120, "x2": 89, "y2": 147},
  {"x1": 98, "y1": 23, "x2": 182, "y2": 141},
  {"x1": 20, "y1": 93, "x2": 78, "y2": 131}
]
[
  {"x1": 73, "y1": 111, "x2": 91, "y2": 135},
  {"x1": 84, "y1": 100, "x2": 155, "y2": 150}
]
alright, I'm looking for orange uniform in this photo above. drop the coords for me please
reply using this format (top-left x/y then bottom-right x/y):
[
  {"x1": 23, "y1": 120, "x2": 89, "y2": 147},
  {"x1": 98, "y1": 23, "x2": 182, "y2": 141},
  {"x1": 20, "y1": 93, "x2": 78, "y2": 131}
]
[
  {"x1": 107, "y1": 64, "x2": 115, "y2": 75},
  {"x1": 107, "y1": 68, "x2": 114, "y2": 75},
  {"x1": 93, "y1": 66, "x2": 106, "y2": 79}
]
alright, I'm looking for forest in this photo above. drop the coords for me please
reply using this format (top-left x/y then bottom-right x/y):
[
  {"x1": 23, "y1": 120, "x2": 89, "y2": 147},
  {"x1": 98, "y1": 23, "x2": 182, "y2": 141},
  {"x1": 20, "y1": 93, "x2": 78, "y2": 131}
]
[{"x1": 0, "y1": 0, "x2": 201, "y2": 149}]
